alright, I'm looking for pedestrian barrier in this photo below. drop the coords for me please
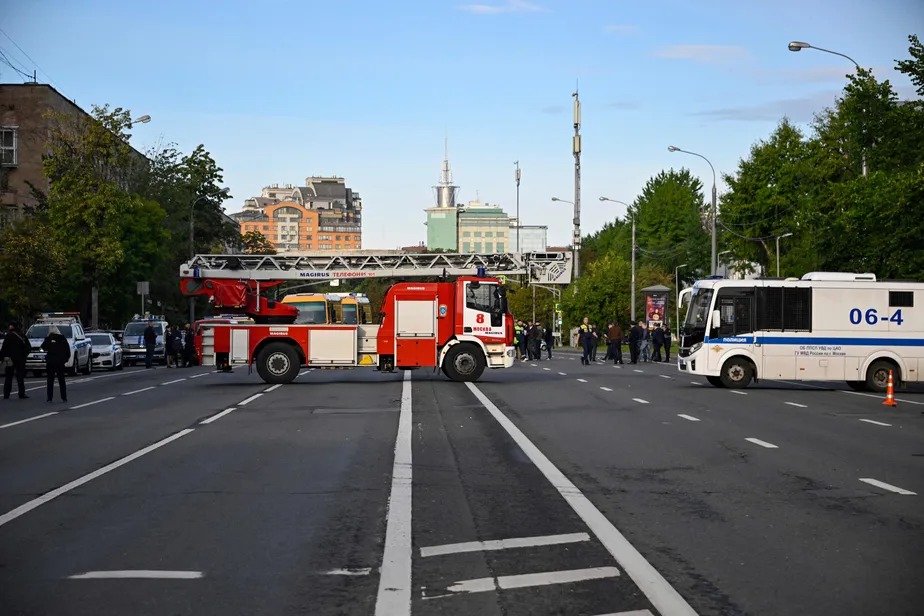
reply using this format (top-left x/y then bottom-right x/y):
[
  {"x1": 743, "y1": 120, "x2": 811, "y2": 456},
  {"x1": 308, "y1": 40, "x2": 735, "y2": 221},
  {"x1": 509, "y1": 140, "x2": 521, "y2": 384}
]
[{"x1": 882, "y1": 369, "x2": 898, "y2": 407}]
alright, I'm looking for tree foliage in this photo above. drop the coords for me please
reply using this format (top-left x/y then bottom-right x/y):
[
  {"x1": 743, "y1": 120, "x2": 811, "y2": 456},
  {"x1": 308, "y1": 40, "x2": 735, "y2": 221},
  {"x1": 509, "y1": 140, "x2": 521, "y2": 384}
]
[
  {"x1": 0, "y1": 218, "x2": 66, "y2": 319},
  {"x1": 241, "y1": 230, "x2": 277, "y2": 254}
]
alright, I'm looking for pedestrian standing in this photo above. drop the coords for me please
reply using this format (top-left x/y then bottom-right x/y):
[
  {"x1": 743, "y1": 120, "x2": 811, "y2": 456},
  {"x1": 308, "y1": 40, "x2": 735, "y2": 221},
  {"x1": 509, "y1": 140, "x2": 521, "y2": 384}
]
[
  {"x1": 143, "y1": 322, "x2": 157, "y2": 369},
  {"x1": 1, "y1": 322, "x2": 29, "y2": 400},
  {"x1": 169, "y1": 326, "x2": 183, "y2": 368},
  {"x1": 579, "y1": 317, "x2": 594, "y2": 366},
  {"x1": 628, "y1": 321, "x2": 641, "y2": 364},
  {"x1": 183, "y1": 323, "x2": 196, "y2": 367},
  {"x1": 607, "y1": 322, "x2": 624, "y2": 365},
  {"x1": 640, "y1": 324, "x2": 652, "y2": 362},
  {"x1": 663, "y1": 324, "x2": 673, "y2": 362},
  {"x1": 543, "y1": 322, "x2": 553, "y2": 359},
  {"x1": 652, "y1": 325, "x2": 665, "y2": 362},
  {"x1": 41, "y1": 325, "x2": 69, "y2": 403},
  {"x1": 589, "y1": 324, "x2": 599, "y2": 362}
]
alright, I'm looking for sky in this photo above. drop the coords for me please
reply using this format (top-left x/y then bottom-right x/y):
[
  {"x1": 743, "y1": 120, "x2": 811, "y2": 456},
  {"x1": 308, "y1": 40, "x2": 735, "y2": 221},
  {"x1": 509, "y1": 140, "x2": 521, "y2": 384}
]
[{"x1": 2, "y1": 0, "x2": 921, "y2": 249}]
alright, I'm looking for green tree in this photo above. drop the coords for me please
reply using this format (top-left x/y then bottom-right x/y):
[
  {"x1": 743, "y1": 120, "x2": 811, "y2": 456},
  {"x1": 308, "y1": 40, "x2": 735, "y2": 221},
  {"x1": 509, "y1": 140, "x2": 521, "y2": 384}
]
[
  {"x1": 0, "y1": 218, "x2": 66, "y2": 319},
  {"x1": 241, "y1": 230, "x2": 277, "y2": 254},
  {"x1": 629, "y1": 169, "x2": 710, "y2": 277}
]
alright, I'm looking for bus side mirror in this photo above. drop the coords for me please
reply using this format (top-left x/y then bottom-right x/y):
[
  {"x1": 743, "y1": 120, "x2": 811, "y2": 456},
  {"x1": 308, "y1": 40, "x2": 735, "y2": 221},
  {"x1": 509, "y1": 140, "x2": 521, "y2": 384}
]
[{"x1": 711, "y1": 309, "x2": 722, "y2": 330}]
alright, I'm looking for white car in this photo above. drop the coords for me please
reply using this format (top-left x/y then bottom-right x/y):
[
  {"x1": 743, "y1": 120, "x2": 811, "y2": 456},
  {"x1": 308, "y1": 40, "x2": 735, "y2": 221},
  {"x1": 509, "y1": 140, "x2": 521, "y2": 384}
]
[
  {"x1": 88, "y1": 332, "x2": 123, "y2": 371},
  {"x1": 25, "y1": 321, "x2": 93, "y2": 377}
]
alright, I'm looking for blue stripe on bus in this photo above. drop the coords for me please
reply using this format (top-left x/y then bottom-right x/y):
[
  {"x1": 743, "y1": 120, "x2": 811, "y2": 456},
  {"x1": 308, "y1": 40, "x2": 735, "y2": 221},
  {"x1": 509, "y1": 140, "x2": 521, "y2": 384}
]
[{"x1": 707, "y1": 336, "x2": 924, "y2": 346}]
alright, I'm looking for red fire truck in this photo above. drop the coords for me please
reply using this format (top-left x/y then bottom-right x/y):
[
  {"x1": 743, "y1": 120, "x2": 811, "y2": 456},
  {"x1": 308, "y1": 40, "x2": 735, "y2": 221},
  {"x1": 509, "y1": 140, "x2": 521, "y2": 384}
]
[{"x1": 179, "y1": 251, "x2": 572, "y2": 384}]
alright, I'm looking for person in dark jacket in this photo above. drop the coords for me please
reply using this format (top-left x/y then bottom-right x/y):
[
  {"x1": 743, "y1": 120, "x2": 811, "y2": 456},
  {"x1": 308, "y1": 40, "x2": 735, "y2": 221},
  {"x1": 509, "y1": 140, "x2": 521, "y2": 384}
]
[
  {"x1": 662, "y1": 324, "x2": 673, "y2": 362},
  {"x1": 41, "y1": 325, "x2": 70, "y2": 403},
  {"x1": 543, "y1": 323, "x2": 553, "y2": 359},
  {"x1": 143, "y1": 323, "x2": 157, "y2": 369},
  {"x1": 579, "y1": 317, "x2": 594, "y2": 365},
  {"x1": 183, "y1": 323, "x2": 196, "y2": 367},
  {"x1": 528, "y1": 322, "x2": 543, "y2": 361},
  {"x1": 628, "y1": 321, "x2": 642, "y2": 364},
  {"x1": 652, "y1": 325, "x2": 665, "y2": 362},
  {"x1": 1, "y1": 322, "x2": 29, "y2": 399},
  {"x1": 607, "y1": 322, "x2": 624, "y2": 365}
]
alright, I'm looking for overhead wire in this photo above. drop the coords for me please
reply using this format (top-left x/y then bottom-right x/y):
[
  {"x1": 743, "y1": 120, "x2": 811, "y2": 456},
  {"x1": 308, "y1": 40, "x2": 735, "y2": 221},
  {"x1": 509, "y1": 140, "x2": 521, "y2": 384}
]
[{"x1": 0, "y1": 27, "x2": 56, "y2": 86}]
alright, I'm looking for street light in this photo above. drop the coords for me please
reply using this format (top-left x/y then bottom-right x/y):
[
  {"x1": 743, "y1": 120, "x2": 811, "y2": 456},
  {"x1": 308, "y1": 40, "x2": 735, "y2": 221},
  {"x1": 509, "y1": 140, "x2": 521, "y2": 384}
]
[
  {"x1": 668, "y1": 145, "x2": 718, "y2": 277},
  {"x1": 189, "y1": 187, "x2": 231, "y2": 322},
  {"x1": 775, "y1": 232, "x2": 793, "y2": 278},
  {"x1": 788, "y1": 40, "x2": 866, "y2": 177},
  {"x1": 674, "y1": 263, "x2": 688, "y2": 339},
  {"x1": 718, "y1": 249, "x2": 732, "y2": 277},
  {"x1": 599, "y1": 196, "x2": 637, "y2": 322},
  {"x1": 131, "y1": 115, "x2": 151, "y2": 125}
]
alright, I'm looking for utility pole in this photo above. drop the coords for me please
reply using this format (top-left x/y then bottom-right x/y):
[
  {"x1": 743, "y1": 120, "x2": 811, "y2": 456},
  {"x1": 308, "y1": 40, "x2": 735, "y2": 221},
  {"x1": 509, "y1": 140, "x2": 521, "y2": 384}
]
[
  {"x1": 631, "y1": 221, "x2": 636, "y2": 322},
  {"x1": 515, "y1": 161, "x2": 521, "y2": 253},
  {"x1": 572, "y1": 88, "x2": 581, "y2": 280}
]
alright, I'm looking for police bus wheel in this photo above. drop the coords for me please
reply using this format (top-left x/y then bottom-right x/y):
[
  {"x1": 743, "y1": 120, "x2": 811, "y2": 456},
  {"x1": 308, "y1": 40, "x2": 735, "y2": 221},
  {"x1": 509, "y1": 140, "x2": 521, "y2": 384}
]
[
  {"x1": 865, "y1": 360, "x2": 897, "y2": 393},
  {"x1": 442, "y1": 344, "x2": 486, "y2": 382},
  {"x1": 719, "y1": 357, "x2": 753, "y2": 389},
  {"x1": 256, "y1": 342, "x2": 300, "y2": 384}
]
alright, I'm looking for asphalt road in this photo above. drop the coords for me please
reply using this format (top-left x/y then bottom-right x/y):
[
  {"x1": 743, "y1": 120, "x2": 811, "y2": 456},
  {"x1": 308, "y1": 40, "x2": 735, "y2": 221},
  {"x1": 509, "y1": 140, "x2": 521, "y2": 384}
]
[{"x1": 0, "y1": 353, "x2": 922, "y2": 615}]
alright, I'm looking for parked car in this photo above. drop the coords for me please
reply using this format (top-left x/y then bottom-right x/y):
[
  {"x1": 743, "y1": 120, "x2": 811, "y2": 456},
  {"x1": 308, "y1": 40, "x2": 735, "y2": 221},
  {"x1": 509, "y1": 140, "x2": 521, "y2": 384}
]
[
  {"x1": 87, "y1": 331, "x2": 123, "y2": 371},
  {"x1": 25, "y1": 314, "x2": 93, "y2": 377}
]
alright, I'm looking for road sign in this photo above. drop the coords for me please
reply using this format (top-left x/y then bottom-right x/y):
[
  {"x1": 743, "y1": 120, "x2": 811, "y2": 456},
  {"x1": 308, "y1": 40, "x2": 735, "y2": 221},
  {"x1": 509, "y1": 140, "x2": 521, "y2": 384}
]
[{"x1": 136, "y1": 281, "x2": 149, "y2": 295}]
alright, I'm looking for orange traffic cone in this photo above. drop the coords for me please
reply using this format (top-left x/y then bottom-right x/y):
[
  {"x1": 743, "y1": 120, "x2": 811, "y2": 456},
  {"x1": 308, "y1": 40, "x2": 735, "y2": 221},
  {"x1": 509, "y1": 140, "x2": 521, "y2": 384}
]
[{"x1": 882, "y1": 369, "x2": 897, "y2": 407}]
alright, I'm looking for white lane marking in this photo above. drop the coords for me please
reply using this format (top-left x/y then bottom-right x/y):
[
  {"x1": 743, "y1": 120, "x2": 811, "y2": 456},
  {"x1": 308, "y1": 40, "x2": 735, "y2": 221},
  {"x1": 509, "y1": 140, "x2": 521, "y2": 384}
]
[
  {"x1": 859, "y1": 478, "x2": 916, "y2": 495},
  {"x1": 0, "y1": 428, "x2": 194, "y2": 528},
  {"x1": 238, "y1": 393, "x2": 263, "y2": 406},
  {"x1": 659, "y1": 375, "x2": 671, "y2": 379},
  {"x1": 745, "y1": 438, "x2": 779, "y2": 449},
  {"x1": 530, "y1": 363, "x2": 537, "y2": 367},
  {"x1": 464, "y1": 383, "x2": 697, "y2": 616},
  {"x1": 730, "y1": 390, "x2": 747, "y2": 396},
  {"x1": 633, "y1": 369, "x2": 643, "y2": 373},
  {"x1": 543, "y1": 367, "x2": 551, "y2": 371},
  {"x1": 324, "y1": 568, "x2": 372, "y2": 576},
  {"x1": 632, "y1": 398, "x2": 649, "y2": 404},
  {"x1": 264, "y1": 384, "x2": 282, "y2": 392},
  {"x1": 190, "y1": 373, "x2": 210, "y2": 379},
  {"x1": 577, "y1": 379, "x2": 588, "y2": 383},
  {"x1": 421, "y1": 532, "x2": 590, "y2": 558},
  {"x1": 0, "y1": 412, "x2": 59, "y2": 429},
  {"x1": 858, "y1": 418, "x2": 891, "y2": 427},
  {"x1": 784, "y1": 402, "x2": 807, "y2": 408},
  {"x1": 691, "y1": 381, "x2": 702, "y2": 386},
  {"x1": 677, "y1": 414, "x2": 700, "y2": 422},
  {"x1": 123, "y1": 386, "x2": 155, "y2": 396},
  {"x1": 69, "y1": 397, "x2": 115, "y2": 409},
  {"x1": 841, "y1": 389, "x2": 924, "y2": 406},
  {"x1": 299, "y1": 369, "x2": 311, "y2": 376},
  {"x1": 375, "y1": 370, "x2": 413, "y2": 616},
  {"x1": 558, "y1": 372, "x2": 567, "y2": 376},
  {"x1": 593, "y1": 611, "x2": 656, "y2": 616},
  {"x1": 161, "y1": 378, "x2": 186, "y2": 385},
  {"x1": 600, "y1": 387, "x2": 613, "y2": 392},
  {"x1": 199, "y1": 408, "x2": 236, "y2": 425},
  {"x1": 68, "y1": 570, "x2": 202, "y2": 579},
  {"x1": 445, "y1": 566, "x2": 620, "y2": 595},
  {"x1": 860, "y1": 477, "x2": 917, "y2": 496}
]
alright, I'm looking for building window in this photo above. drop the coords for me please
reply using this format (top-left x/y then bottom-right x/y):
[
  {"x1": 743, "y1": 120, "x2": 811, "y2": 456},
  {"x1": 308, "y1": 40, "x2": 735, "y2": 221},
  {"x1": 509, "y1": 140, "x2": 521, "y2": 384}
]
[
  {"x1": 463, "y1": 242, "x2": 471, "y2": 252},
  {"x1": 343, "y1": 235, "x2": 350, "y2": 241},
  {"x1": 262, "y1": 225, "x2": 269, "y2": 231},
  {"x1": 474, "y1": 231, "x2": 482, "y2": 237},
  {"x1": 484, "y1": 242, "x2": 493, "y2": 252},
  {"x1": 462, "y1": 231, "x2": 471, "y2": 238},
  {"x1": 496, "y1": 242, "x2": 504, "y2": 252},
  {"x1": 485, "y1": 232, "x2": 493, "y2": 238},
  {"x1": 0, "y1": 127, "x2": 18, "y2": 166},
  {"x1": 474, "y1": 242, "x2": 482, "y2": 253}
]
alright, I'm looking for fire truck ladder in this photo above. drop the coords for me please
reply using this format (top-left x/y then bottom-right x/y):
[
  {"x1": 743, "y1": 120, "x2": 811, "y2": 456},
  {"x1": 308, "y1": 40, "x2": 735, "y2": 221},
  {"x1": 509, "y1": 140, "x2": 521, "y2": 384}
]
[{"x1": 181, "y1": 252, "x2": 573, "y2": 285}]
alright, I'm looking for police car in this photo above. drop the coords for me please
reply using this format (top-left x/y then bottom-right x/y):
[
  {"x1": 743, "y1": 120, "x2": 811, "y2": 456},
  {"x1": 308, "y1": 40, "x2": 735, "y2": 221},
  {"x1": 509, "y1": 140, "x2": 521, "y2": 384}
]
[
  {"x1": 121, "y1": 315, "x2": 169, "y2": 366},
  {"x1": 25, "y1": 312, "x2": 93, "y2": 377}
]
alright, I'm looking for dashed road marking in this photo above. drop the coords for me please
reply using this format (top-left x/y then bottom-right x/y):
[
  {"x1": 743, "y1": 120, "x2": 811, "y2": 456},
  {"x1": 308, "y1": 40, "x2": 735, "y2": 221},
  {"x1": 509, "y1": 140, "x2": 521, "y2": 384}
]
[
  {"x1": 264, "y1": 384, "x2": 282, "y2": 392},
  {"x1": 577, "y1": 379, "x2": 588, "y2": 383},
  {"x1": 859, "y1": 478, "x2": 916, "y2": 495},
  {"x1": 420, "y1": 532, "x2": 590, "y2": 558},
  {"x1": 68, "y1": 570, "x2": 202, "y2": 579},
  {"x1": 69, "y1": 397, "x2": 115, "y2": 410},
  {"x1": 324, "y1": 568, "x2": 372, "y2": 576},
  {"x1": 123, "y1": 386, "x2": 156, "y2": 396},
  {"x1": 745, "y1": 437, "x2": 778, "y2": 449},
  {"x1": 677, "y1": 414, "x2": 700, "y2": 422},
  {"x1": 691, "y1": 381, "x2": 702, "y2": 386},
  {"x1": 784, "y1": 402, "x2": 807, "y2": 408},
  {"x1": 0, "y1": 428, "x2": 194, "y2": 528},
  {"x1": 659, "y1": 375, "x2": 671, "y2": 379},
  {"x1": 558, "y1": 372, "x2": 567, "y2": 376},
  {"x1": 199, "y1": 408, "x2": 236, "y2": 425},
  {"x1": 530, "y1": 363, "x2": 537, "y2": 367},
  {"x1": 0, "y1": 412, "x2": 59, "y2": 430},
  {"x1": 161, "y1": 378, "x2": 186, "y2": 385},
  {"x1": 633, "y1": 369, "x2": 643, "y2": 373},
  {"x1": 858, "y1": 418, "x2": 891, "y2": 427},
  {"x1": 543, "y1": 367, "x2": 551, "y2": 371},
  {"x1": 190, "y1": 373, "x2": 210, "y2": 379},
  {"x1": 632, "y1": 398, "x2": 649, "y2": 405},
  {"x1": 730, "y1": 390, "x2": 747, "y2": 395},
  {"x1": 442, "y1": 567, "x2": 621, "y2": 595},
  {"x1": 600, "y1": 387, "x2": 613, "y2": 392},
  {"x1": 238, "y1": 393, "x2": 263, "y2": 406}
]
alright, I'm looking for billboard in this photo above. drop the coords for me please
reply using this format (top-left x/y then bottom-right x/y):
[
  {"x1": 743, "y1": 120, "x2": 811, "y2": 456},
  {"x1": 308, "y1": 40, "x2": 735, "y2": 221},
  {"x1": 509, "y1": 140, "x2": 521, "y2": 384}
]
[{"x1": 645, "y1": 292, "x2": 668, "y2": 329}]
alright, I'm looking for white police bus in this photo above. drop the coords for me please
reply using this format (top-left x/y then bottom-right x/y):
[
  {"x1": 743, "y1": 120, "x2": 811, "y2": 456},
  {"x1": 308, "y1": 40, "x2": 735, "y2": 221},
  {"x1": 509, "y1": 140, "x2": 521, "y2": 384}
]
[{"x1": 677, "y1": 272, "x2": 922, "y2": 392}]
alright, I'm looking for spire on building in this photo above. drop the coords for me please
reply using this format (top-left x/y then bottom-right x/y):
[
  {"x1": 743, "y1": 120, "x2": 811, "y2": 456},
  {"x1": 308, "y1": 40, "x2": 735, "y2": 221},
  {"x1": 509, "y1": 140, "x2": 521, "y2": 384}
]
[{"x1": 433, "y1": 137, "x2": 459, "y2": 208}]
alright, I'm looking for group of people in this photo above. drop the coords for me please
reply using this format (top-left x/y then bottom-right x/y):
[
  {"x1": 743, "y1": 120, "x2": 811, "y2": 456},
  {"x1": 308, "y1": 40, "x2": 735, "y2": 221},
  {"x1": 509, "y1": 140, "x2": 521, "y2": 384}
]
[
  {"x1": 163, "y1": 323, "x2": 196, "y2": 369},
  {"x1": 1, "y1": 322, "x2": 72, "y2": 403},
  {"x1": 578, "y1": 317, "x2": 673, "y2": 366},
  {"x1": 514, "y1": 320, "x2": 554, "y2": 361}
]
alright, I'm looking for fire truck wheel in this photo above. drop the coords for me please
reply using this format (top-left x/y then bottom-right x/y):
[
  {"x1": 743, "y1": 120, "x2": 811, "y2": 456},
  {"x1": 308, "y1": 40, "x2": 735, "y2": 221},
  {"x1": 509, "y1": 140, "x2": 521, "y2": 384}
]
[
  {"x1": 256, "y1": 342, "x2": 300, "y2": 384},
  {"x1": 443, "y1": 343, "x2": 486, "y2": 382}
]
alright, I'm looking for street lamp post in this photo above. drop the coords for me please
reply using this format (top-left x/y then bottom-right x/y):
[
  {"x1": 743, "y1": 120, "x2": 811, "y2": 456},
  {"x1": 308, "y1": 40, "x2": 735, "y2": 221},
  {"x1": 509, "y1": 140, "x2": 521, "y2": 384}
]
[
  {"x1": 514, "y1": 161, "x2": 521, "y2": 253},
  {"x1": 668, "y1": 146, "x2": 718, "y2": 276},
  {"x1": 189, "y1": 188, "x2": 230, "y2": 322},
  {"x1": 788, "y1": 41, "x2": 866, "y2": 177},
  {"x1": 674, "y1": 263, "x2": 688, "y2": 338},
  {"x1": 775, "y1": 232, "x2": 793, "y2": 278},
  {"x1": 598, "y1": 197, "x2": 636, "y2": 321}
]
